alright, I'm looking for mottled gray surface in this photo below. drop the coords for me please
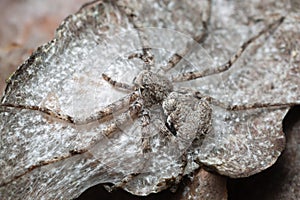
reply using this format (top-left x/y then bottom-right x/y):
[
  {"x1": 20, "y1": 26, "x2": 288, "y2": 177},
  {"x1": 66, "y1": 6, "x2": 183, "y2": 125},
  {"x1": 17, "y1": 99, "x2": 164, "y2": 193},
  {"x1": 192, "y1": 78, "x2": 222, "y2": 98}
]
[
  {"x1": 228, "y1": 106, "x2": 300, "y2": 200},
  {"x1": 0, "y1": 0, "x2": 299, "y2": 199}
]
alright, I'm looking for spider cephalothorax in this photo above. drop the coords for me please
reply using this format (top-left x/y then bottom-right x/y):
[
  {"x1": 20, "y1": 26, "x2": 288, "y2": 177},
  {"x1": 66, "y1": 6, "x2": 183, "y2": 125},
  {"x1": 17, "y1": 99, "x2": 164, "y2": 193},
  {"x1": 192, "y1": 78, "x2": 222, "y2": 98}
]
[{"x1": 134, "y1": 70, "x2": 173, "y2": 107}]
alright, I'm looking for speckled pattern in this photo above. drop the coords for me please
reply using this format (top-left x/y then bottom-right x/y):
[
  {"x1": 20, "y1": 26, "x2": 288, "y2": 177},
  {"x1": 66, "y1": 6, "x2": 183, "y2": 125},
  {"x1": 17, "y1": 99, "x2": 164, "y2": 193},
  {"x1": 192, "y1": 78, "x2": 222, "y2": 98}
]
[{"x1": 0, "y1": 0, "x2": 299, "y2": 199}]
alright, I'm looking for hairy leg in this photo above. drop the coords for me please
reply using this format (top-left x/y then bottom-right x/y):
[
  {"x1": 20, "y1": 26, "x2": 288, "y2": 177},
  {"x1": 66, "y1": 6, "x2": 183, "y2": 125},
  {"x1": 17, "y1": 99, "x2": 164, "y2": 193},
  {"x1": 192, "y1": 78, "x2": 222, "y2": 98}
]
[
  {"x1": 172, "y1": 16, "x2": 285, "y2": 82},
  {"x1": 140, "y1": 109, "x2": 152, "y2": 153},
  {"x1": 102, "y1": 73, "x2": 136, "y2": 91},
  {"x1": 116, "y1": 1, "x2": 155, "y2": 69},
  {"x1": 194, "y1": 91, "x2": 297, "y2": 110},
  {"x1": 0, "y1": 99, "x2": 143, "y2": 187},
  {"x1": 162, "y1": 0, "x2": 212, "y2": 72},
  {"x1": 1, "y1": 92, "x2": 139, "y2": 124}
]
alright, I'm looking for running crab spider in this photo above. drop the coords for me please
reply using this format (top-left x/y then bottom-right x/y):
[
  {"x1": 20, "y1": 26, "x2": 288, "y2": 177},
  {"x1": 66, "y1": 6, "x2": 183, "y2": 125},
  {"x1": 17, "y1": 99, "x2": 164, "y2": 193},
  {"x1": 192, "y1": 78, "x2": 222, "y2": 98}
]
[{"x1": 0, "y1": 14, "x2": 297, "y2": 192}]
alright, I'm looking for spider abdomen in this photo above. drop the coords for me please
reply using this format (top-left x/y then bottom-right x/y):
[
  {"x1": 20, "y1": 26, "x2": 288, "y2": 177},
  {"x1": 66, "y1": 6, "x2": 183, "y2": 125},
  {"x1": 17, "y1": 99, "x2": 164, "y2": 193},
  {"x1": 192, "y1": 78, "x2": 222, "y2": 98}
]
[{"x1": 162, "y1": 92, "x2": 212, "y2": 149}]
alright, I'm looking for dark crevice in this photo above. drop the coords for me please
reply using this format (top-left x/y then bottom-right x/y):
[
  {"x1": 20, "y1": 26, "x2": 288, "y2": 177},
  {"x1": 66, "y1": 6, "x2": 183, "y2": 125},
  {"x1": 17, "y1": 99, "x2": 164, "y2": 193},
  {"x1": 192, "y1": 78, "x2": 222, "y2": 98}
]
[{"x1": 165, "y1": 121, "x2": 177, "y2": 136}]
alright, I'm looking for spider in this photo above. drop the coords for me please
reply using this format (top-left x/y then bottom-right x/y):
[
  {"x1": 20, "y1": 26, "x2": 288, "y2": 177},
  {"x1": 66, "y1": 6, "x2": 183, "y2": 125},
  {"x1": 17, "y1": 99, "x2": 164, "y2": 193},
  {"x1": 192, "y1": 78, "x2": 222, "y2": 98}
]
[{"x1": 0, "y1": 2, "x2": 296, "y2": 193}]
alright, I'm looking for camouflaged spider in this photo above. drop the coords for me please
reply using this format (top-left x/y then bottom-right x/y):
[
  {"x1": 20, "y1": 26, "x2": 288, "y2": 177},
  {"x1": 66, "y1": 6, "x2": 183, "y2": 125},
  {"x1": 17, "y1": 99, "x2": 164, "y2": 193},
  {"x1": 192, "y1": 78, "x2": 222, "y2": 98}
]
[{"x1": 1, "y1": 15, "x2": 296, "y2": 192}]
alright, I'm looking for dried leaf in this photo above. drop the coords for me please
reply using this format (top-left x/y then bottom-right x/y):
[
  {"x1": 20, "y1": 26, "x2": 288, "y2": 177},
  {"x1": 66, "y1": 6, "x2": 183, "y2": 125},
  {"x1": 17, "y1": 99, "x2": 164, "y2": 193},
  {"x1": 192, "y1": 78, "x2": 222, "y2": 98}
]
[{"x1": 0, "y1": 0, "x2": 299, "y2": 199}]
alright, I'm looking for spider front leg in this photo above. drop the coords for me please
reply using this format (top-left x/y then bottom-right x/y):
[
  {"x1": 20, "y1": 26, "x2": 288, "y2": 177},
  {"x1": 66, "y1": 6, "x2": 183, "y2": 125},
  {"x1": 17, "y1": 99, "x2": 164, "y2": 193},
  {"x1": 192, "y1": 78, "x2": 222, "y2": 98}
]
[
  {"x1": 0, "y1": 91, "x2": 139, "y2": 125},
  {"x1": 1, "y1": 70, "x2": 139, "y2": 124},
  {"x1": 172, "y1": 16, "x2": 285, "y2": 82},
  {"x1": 128, "y1": 47, "x2": 154, "y2": 68},
  {"x1": 116, "y1": 1, "x2": 155, "y2": 69},
  {"x1": 162, "y1": 0, "x2": 212, "y2": 72},
  {"x1": 102, "y1": 73, "x2": 136, "y2": 91}
]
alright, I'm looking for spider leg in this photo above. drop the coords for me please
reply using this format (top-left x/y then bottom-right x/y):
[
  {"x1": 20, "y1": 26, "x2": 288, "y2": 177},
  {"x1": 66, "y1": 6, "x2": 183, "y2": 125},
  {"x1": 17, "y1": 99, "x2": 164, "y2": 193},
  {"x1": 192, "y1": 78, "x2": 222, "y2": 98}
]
[
  {"x1": 107, "y1": 118, "x2": 189, "y2": 192},
  {"x1": 172, "y1": 16, "x2": 285, "y2": 82},
  {"x1": 116, "y1": 1, "x2": 154, "y2": 69},
  {"x1": 89, "y1": 101, "x2": 145, "y2": 192},
  {"x1": 140, "y1": 109, "x2": 152, "y2": 153},
  {"x1": 0, "y1": 148, "x2": 90, "y2": 187},
  {"x1": 79, "y1": 0, "x2": 101, "y2": 11},
  {"x1": 79, "y1": 92, "x2": 139, "y2": 124},
  {"x1": 127, "y1": 49, "x2": 153, "y2": 68},
  {"x1": 1, "y1": 103, "x2": 76, "y2": 123},
  {"x1": 102, "y1": 73, "x2": 136, "y2": 91},
  {"x1": 195, "y1": 91, "x2": 297, "y2": 110},
  {"x1": 0, "y1": 99, "x2": 143, "y2": 187},
  {"x1": 97, "y1": 99, "x2": 143, "y2": 137},
  {"x1": 162, "y1": 0, "x2": 212, "y2": 72},
  {"x1": 215, "y1": 99, "x2": 297, "y2": 111},
  {"x1": 0, "y1": 92, "x2": 139, "y2": 124}
]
